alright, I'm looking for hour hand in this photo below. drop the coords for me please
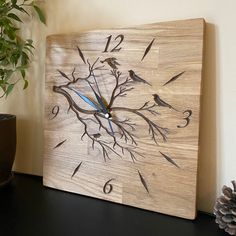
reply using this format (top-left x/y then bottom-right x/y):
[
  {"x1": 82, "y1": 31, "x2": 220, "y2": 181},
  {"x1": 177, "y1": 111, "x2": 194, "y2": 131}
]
[
  {"x1": 69, "y1": 87, "x2": 101, "y2": 111},
  {"x1": 89, "y1": 88, "x2": 115, "y2": 135},
  {"x1": 107, "y1": 118, "x2": 115, "y2": 136},
  {"x1": 91, "y1": 88, "x2": 109, "y2": 116}
]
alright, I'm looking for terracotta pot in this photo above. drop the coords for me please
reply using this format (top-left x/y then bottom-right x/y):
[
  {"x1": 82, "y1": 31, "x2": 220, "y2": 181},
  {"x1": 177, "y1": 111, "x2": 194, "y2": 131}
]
[{"x1": 0, "y1": 114, "x2": 16, "y2": 186}]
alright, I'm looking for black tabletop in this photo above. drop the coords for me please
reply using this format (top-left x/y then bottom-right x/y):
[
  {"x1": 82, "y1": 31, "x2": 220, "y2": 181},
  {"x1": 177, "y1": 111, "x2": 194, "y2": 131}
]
[{"x1": 0, "y1": 173, "x2": 227, "y2": 236}]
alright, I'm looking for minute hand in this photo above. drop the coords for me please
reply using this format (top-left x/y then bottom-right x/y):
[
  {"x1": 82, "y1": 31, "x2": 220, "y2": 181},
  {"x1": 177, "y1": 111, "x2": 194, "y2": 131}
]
[
  {"x1": 93, "y1": 90, "x2": 109, "y2": 115},
  {"x1": 69, "y1": 87, "x2": 101, "y2": 111},
  {"x1": 90, "y1": 88, "x2": 115, "y2": 135}
]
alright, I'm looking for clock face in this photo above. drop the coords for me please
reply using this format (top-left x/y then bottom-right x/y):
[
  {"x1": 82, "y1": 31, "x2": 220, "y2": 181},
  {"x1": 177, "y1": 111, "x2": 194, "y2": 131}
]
[{"x1": 44, "y1": 18, "x2": 204, "y2": 219}]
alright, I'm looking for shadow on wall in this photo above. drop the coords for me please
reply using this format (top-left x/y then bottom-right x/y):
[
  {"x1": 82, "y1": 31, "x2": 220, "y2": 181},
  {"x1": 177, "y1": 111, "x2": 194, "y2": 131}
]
[{"x1": 197, "y1": 23, "x2": 217, "y2": 213}]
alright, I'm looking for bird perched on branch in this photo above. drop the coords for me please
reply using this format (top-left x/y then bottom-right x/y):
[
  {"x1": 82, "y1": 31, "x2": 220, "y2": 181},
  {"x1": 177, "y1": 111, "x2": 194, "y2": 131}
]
[
  {"x1": 93, "y1": 133, "x2": 101, "y2": 139},
  {"x1": 101, "y1": 57, "x2": 120, "y2": 70},
  {"x1": 128, "y1": 70, "x2": 151, "y2": 86},
  {"x1": 152, "y1": 94, "x2": 178, "y2": 111}
]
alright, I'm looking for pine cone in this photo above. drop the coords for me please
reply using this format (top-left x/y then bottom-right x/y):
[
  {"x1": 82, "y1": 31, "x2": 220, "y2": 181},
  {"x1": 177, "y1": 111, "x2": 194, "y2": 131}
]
[{"x1": 214, "y1": 181, "x2": 236, "y2": 235}]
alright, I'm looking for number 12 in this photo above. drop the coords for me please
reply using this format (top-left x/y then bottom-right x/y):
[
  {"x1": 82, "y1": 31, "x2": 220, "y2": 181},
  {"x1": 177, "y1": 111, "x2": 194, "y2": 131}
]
[{"x1": 103, "y1": 34, "x2": 124, "y2": 53}]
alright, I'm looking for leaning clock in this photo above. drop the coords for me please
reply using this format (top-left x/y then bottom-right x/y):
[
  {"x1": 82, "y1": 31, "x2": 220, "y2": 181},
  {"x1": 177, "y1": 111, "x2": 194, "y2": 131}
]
[{"x1": 44, "y1": 18, "x2": 205, "y2": 219}]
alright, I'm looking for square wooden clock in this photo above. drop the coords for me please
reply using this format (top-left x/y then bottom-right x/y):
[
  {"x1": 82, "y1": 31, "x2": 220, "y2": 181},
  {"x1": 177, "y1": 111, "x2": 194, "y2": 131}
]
[{"x1": 43, "y1": 18, "x2": 205, "y2": 219}]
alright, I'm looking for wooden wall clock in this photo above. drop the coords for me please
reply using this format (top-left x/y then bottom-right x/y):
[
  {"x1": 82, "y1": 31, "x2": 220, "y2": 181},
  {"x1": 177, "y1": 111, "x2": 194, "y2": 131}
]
[{"x1": 43, "y1": 18, "x2": 205, "y2": 219}]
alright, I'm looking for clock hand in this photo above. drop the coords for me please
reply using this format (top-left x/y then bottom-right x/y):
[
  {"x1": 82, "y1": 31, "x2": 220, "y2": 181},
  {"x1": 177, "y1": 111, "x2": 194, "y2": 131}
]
[
  {"x1": 92, "y1": 88, "x2": 115, "y2": 135},
  {"x1": 89, "y1": 84, "x2": 115, "y2": 135},
  {"x1": 88, "y1": 83, "x2": 109, "y2": 115},
  {"x1": 70, "y1": 87, "x2": 114, "y2": 135},
  {"x1": 94, "y1": 92, "x2": 115, "y2": 135},
  {"x1": 94, "y1": 90, "x2": 109, "y2": 115},
  {"x1": 69, "y1": 87, "x2": 101, "y2": 111},
  {"x1": 107, "y1": 118, "x2": 115, "y2": 136}
]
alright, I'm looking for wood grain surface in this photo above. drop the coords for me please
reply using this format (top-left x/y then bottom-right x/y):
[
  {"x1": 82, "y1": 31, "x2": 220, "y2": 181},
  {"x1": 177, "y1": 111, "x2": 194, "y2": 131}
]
[{"x1": 43, "y1": 18, "x2": 205, "y2": 219}]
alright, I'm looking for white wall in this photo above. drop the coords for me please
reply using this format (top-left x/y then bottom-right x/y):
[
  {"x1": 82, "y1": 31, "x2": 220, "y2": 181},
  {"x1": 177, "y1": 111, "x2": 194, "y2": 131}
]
[{"x1": 1, "y1": 0, "x2": 236, "y2": 213}]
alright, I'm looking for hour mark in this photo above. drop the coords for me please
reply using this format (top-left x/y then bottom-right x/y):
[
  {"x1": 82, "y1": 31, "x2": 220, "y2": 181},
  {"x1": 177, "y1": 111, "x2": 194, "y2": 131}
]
[
  {"x1": 71, "y1": 161, "x2": 83, "y2": 179},
  {"x1": 141, "y1": 38, "x2": 155, "y2": 61},
  {"x1": 159, "y1": 151, "x2": 180, "y2": 168},
  {"x1": 50, "y1": 105, "x2": 60, "y2": 120},
  {"x1": 57, "y1": 70, "x2": 70, "y2": 81},
  {"x1": 77, "y1": 46, "x2": 86, "y2": 64},
  {"x1": 53, "y1": 139, "x2": 67, "y2": 149},
  {"x1": 103, "y1": 178, "x2": 115, "y2": 194},
  {"x1": 177, "y1": 109, "x2": 192, "y2": 128},
  {"x1": 103, "y1": 34, "x2": 124, "y2": 53},
  {"x1": 163, "y1": 71, "x2": 185, "y2": 86},
  {"x1": 138, "y1": 171, "x2": 149, "y2": 193}
]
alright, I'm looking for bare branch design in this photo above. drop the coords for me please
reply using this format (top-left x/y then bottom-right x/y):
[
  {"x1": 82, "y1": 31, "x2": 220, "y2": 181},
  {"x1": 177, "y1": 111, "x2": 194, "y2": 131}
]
[
  {"x1": 108, "y1": 70, "x2": 134, "y2": 109},
  {"x1": 111, "y1": 106, "x2": 168, "y2": 143},
  {"x1": 53, "y1": 54, "x2": 170, "y2": 162}
]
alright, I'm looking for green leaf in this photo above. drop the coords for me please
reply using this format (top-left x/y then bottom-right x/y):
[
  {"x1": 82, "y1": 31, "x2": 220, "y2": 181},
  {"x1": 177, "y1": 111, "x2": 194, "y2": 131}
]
[
  {"x1": 33, "y1": 5, "x2": 46, "y2": 24},
  {"x1": 21, "y1": 52, "x2": 29, "y2": 66},
  {"x1": 10, "y1": 53, "x2": 20, "y2": 66},
  {"x1": 5, "y1": 70, "x2": 13, "y2": 81},
  {"x1": 3, "y1": 28, "x2": 15, "y2": 40},
  {"x1": 21, "y1": 69, "x2": 26, "y2": 79},
  {"x1": 7, "y1": 13, "x2": 22, "y2": 22},
  {"x1": 5, "y1": 84, "x2": 14, "y2": 97},
  {"x1": 25, "y1": 43, "x2": 35, "y2": 49},
  {"x1": 13, "y1": 5, "x2": 30, "y2": 16},
  {"x1": 11, "y1": 0, "x2": 17, "y2": 5},
  {"x1": 16, "y1": 65, "x2": 27, "y2": 71},
  {"x1": 25, "y1": 39, "x2": 35, "y2": 49},
  {"x1": 23, "y1": 80, "x2": 28, "y2": 89},
  {"x1": 24, "y1": 46, "x2": 34, "y2": 55},
  {"x1": 0, "y1": 56, "x2": 6, "y2": 61},
  {"x1": 0, "y1": 84, "x2": 6, "y2": 95},
  {"x1": 26, "y1": 39, "x2": 33, "y2": 44},
  {"x1": 0, "y1": 1, "x2": 45, "y2": 99}
]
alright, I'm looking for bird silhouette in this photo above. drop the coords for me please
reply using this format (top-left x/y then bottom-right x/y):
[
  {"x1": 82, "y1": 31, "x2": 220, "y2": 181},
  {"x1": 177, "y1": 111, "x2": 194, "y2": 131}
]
[
  {"x1": 100, "y1": 57, "x2": 120, "y2": 70},
  {"x1": 93, "y1": 133, "x2": 101, "y2": 139},
  {"x1": 152, "y1": 94, "x2": 178, "y2": 111},
  {"x1": 128, "y1": 70, "x2": 151, "y2": 86}
]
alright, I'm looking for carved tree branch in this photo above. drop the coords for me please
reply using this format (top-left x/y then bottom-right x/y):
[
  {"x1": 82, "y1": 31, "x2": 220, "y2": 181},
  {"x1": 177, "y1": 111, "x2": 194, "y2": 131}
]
[
  {"x1": 111, "y1": 106, "x2": 168, "y2": 142},
  {"x1": 53, "y1": 57, "x2": 169, "y2": 162},
  {"x1": 108, "y1": 69, "x2": 134, "y2": 109},
  {"x1": 93, "y1": 114, "x2": 143, "y2": 162}
]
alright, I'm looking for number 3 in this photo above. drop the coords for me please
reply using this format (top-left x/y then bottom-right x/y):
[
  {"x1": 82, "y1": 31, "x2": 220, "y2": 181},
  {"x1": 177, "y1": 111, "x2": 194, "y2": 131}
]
[{"x1": 177, "y1": 109, "x2": 192, "y2": 128}]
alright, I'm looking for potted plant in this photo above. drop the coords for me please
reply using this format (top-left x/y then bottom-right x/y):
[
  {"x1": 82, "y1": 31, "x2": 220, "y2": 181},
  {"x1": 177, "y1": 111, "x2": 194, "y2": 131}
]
[{"x1": 0, "y1": 0, "x2": 45, "y2": 186}]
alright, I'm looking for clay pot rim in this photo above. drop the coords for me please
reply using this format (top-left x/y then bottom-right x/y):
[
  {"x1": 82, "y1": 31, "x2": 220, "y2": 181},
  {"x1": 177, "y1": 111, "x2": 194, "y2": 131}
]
[{"x1": 0, "y1": 114, "x2": 16, "y2": 121}]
